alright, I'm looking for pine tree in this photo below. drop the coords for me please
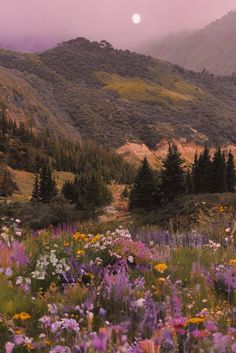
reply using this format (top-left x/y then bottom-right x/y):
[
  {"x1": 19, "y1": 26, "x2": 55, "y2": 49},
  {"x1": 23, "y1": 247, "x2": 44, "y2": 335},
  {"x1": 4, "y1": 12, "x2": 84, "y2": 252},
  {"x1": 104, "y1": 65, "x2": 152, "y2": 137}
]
[
  {"x1": 39, "y1": 162, "x2": 57, "y2": 203},
  {"x1": 192, "y1": 147, "x2": 212, "y2": 193},
  {"x1": 0, "y1": 167, "x2": 18, "y2": 197},
  {"x1": 161, "y1": 144, "x2": 186, "y2": 201},
  {"x1": 31, "y1": 173, "x2": 40, "y2": 200},
  {"x1": 211, "y1": 148, "x2": 227, "y2": 193},
  {"x1": 129, "y1": 157, "x2": 158, "y2": 210},
  {"x1": 226, "y1": 150, "x2": 235, "y2": 192},
  {"x1": 186, "y1": 168, "x2": 194, "y2": 194}
]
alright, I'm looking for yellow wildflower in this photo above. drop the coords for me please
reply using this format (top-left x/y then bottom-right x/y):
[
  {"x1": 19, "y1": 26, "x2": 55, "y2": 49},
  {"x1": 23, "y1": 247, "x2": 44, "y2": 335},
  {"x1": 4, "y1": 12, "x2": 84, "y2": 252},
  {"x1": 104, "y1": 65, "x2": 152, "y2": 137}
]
[
  {"x1": 77, "y1": 249, "x2": 85, "y2": 256},
  {"x1": 219, "y1": 206, "x2": 225, "y2": 213},
  {"x1": 154, "y1": 263, "x2": 168, "y2": 273},
  {"x1": 45, "y1": 339, "x2": 52, "y2": 345},
  {"x1": 64, "y1": 242, "x2": 70, "y2": 247},
  {"x1": 188, "y1": 317, "x2": 204, "y2": 325},
  {"x1": 90, "y1": 234, "x2": 101, "y2": 243},
  {"x1": 229, "y1": 259, "x2": 236, "y2": 266},
  {"x1": 13, "y1": 312, "x2": 31, "y2": 321},
  {"x1": 73, "y1": 232, "x2": 87, "y2": 241},
  {"x1": 24, "y1": 343, "x2": 33, "y2": 350},
  {"x1": 158, "y1": 277, "x2": 166, "y2": 283}
]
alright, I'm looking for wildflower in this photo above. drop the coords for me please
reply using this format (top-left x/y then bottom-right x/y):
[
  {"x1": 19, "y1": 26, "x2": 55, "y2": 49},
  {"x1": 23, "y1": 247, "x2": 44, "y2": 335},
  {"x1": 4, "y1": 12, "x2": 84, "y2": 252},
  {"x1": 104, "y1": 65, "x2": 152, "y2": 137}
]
[
  {"x1": 50, "y1": 346, "x2": 72, "y2": 353},
  {"x1": 225, "y1": 227, "x2": 231, "y2": 233},
  {"x1": 13, "y1": 312, "x2": 31, "y2": 321},
  {"x1": 229, "y1": 259, "x2": 236, "y2": 266},
  {"x1": 232, "y1": 342, "x2": 236, "y2": 352},
  {"x1": 134, "y1": 298, "x2": 145, "y2": 308},
  {"x1": 5, "y1": 268, "x2": 13, "y2": 277},
  {"x1": 77, "y1": 250, "x2": 85, "y2": 256},
  {"x1": 62, "y1": 318, "x2": 80, "y2": 333},
  {"x1": 128, "y1": 255, "x2": 134, "y2": 263},
  {"x1": 154, "y1": 263, "x2": 168, "y2": 273},
  {"x1": 39, "y1": 315, "x2": 52, "y2": 328},
  {"x1": 158, "y1": 277, "x2": 166, "y2": 283},
  {"x1": 188, "y1": 317, "x2": 204, "y2": 325},
  {"x1": 64, "y1": 242, "x2": 70, "y2": 247},
  {"x1": 73, "y1": 232, "x2": 87, "y2": 241},
  {"x1": 5, "y1": 342, "x2": 15, "y2": 353}
]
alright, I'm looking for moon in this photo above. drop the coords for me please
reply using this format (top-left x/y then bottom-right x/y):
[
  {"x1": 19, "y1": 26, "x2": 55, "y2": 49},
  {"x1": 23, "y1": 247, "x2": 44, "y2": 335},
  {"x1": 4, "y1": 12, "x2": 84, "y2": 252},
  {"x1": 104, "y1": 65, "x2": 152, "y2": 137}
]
[{"x1": 132, "y1": 13, "x2": 142, "y2": 24}]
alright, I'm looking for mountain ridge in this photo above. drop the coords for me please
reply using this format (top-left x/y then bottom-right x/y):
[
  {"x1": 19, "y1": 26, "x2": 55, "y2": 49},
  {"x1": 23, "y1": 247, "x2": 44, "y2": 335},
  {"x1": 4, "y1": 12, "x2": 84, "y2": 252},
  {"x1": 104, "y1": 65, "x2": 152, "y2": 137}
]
[
  {"x1": 1, "y1": 37, "x2": 236, "y2": 151},
  {"x1": 142, "y1": 10, "x2": 236, "y2": 75}
]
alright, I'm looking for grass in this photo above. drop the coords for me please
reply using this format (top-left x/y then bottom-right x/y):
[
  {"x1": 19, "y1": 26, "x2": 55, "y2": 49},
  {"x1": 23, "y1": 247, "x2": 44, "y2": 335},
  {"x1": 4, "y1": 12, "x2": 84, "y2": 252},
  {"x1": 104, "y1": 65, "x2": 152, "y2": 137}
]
[
  {"x1": 95, "y1": 71, "x2": 193, "y2": 104},
  {"x1": 9, "y1": 169, "x2": 74, "y2": 201}
]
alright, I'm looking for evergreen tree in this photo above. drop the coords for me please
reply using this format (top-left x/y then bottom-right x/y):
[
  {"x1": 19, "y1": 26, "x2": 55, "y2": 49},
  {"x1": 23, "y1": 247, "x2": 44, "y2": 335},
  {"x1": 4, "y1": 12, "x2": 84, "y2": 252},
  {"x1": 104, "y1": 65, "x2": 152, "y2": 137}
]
[
  {"x1": 62, "y1": 180, "x2": 77, "y2": 202},
  {"x1": 192, "y1": 147, "x2": 212, "y2": 193},
  {"x1": 226, "y1": 150, "x2": 235, "y2": 192},
  {"x1": 161, "y1": 144, "x2": 186, "y2": 201},
  {"x1": 211, "y1": 148, "x2": 227, "y2": 193},
  {"x1": 0, "y1": 168, "x2": 18, "y2": 197},
  {"x1": 129, "y1": 157, "x2": 158, "y2": 210},
  {"x1": 186, "y1": 168, "x2": 194, "y2": 194},
  {"x1": 62, "y1": 171, "x2": 112, "y2": 211},
  {"x1": 39, "y1": 162, "x2": 57, "y2": 203},
  {"x1": 31, "y1": 173, "x2": 40, "y2": 200}
]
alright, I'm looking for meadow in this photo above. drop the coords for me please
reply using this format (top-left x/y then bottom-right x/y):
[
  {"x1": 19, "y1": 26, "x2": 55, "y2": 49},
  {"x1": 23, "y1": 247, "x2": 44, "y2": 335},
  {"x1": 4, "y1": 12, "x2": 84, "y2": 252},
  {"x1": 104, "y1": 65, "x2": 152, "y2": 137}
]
[{"x1": 0, "y1": 203, "x2": 236, "y2": 353}]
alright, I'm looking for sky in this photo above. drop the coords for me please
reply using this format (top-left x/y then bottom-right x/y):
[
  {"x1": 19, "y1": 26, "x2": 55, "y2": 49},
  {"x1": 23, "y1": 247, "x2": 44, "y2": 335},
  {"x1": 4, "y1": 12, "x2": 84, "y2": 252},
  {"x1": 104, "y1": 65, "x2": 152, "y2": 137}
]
[{"x1": 0, "y1": 0, "x2": 236, "y2": 51}]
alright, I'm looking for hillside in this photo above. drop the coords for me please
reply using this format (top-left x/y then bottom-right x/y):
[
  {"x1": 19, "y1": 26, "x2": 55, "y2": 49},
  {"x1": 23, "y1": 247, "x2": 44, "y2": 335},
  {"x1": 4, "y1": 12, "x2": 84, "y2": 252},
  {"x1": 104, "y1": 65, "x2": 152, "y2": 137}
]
[
  {"x1": 142, "y1": 11, "x2": 236, "y2": 75},
  {"x1": 1, "y1": 37, "x2": 236, "y2": 151}
]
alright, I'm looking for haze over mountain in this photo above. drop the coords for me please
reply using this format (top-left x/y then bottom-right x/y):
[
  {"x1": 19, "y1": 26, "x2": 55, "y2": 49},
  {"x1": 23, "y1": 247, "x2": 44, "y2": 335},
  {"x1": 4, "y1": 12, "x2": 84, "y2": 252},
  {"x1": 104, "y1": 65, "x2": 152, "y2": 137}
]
[
  {"x1": 1, "y1": 37, "x2": 236, "y2": 154},
  {"x1": 143, "y1": 11, "x2": 236, "y2": 75},
  {"x1": 0, "y1": 0, "x2": 236, "y2": 52}
]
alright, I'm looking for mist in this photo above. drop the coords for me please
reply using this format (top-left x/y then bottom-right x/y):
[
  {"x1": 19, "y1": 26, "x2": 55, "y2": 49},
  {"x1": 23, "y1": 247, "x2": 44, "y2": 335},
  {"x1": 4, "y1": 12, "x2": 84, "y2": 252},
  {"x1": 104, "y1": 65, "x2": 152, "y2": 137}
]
[{"x1": 0, "y1": 0, "x2": 236, "y2": 51}]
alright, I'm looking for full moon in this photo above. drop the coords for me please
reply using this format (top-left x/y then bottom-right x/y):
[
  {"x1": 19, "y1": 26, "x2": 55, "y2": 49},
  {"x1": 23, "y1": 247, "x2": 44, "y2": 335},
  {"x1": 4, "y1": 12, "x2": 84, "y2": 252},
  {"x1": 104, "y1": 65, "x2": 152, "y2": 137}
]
[{"x1": 132, "y1": 13, "x2": 142, "y2": 24}]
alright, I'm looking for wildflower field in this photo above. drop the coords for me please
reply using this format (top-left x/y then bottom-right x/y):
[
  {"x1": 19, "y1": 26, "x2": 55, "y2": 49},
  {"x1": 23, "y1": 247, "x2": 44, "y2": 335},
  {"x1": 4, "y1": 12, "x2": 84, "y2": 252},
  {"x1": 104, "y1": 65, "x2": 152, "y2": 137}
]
[{"x1": 0, "y1": 215, "x2": 236, "y2": 353}]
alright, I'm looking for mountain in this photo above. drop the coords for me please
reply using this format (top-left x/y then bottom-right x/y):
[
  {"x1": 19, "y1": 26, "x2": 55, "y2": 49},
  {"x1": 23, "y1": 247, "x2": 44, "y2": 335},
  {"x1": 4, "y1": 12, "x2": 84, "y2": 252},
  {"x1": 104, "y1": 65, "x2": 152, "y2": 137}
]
[
  {"x1": 1, "y1": 37, "x2": 236, "y2": 153},
  {"x1": 142, "y1": 11, "x2": 236, "y2": 75}
]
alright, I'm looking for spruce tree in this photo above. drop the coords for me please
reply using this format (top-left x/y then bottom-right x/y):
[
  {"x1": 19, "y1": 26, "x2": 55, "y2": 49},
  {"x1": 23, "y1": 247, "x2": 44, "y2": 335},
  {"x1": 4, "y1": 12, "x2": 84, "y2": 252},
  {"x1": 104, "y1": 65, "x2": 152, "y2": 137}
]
[
  {"x1": 76, "y1": 172, "x2": 112, "y2": 211},
  {"x1": 39, "y1": 162, "x2": 57, "y2": 203},
  {"x1": 211, "y1": 148, "x2": 227, "y2": 193},
  {"x1": 161, "y1": 144, "x2": 186, "y2": 201},
  {"x1": 186, "y1": 168, "x2": 194, "y2": 194},
  {"x1": 129, "y1": 157, "x2": 158, "y2": 210},
  {"x1": 226, "y1": 150, "x2": 235, "y2": 192},
  {"x1": 192, "y1": 147, "x2": 212, "y2": 193},
  {"x1": 31, "y1": 173, "x2": 40, "y2": 200}
]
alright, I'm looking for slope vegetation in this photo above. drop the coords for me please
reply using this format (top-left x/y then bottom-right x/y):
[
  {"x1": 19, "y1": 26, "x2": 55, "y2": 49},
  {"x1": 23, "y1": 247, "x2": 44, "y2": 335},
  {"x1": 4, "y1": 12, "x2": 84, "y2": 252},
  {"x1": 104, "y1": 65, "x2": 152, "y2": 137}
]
[{"x1": 1, "y1": 37, "x2": 236, "y2": 149}]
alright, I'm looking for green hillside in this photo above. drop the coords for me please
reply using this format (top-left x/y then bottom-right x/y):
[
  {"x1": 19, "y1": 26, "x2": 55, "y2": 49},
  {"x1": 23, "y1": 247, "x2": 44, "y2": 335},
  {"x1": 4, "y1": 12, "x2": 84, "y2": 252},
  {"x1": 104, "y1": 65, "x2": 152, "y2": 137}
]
[{"x1": 1, "y1": 37, "x2": 236, "y2": 149}]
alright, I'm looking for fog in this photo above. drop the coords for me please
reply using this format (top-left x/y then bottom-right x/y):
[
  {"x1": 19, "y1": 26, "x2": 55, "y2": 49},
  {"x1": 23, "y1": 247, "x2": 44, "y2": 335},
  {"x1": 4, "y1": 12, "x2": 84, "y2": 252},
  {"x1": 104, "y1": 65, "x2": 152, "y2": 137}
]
[{"x1": 0, "y1": 0, "x2": 236, "y2": 51}]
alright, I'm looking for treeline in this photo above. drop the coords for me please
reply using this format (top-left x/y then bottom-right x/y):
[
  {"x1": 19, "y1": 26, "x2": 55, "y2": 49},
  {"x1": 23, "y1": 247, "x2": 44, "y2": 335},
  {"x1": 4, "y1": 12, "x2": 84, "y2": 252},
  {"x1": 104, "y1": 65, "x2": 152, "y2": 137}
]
[
  {"x1": 129, "y1": 144, "x2": 235, "y2": 211},
  {"x1": 0, "y1": 104, "x2": 135, "y2": 187},
  {"x1": 31, "y1": 160, "x2": 112, "y2": 213}
]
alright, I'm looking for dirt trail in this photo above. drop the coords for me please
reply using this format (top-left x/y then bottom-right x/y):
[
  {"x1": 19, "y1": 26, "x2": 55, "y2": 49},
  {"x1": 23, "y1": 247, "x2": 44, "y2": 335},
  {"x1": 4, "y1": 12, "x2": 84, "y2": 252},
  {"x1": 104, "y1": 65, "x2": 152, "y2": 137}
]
[{"x1": 99, "y1": 185, "x2": 130, "y2": 223}]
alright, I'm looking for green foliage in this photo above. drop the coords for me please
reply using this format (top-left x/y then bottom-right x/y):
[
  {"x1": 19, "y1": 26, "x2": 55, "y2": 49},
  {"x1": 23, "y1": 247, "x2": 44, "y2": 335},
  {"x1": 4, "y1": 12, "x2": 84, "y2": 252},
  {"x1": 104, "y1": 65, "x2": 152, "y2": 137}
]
[
  {"x1": 63, "y1": 171, "x2": 112, "y2": 213},
  {"x1": 192, "y1": 147, "x2": 212, "y2": 193},
  {"x1": 3, "y1": 196, "x2": 80, "y2": 230},
  {"x1": 0, "y1": 167, "x2": 18, "y2": 197},
  {"x1": 227, "y1": 150, "x2": 236, "y2": 192},
  {"x1": 1, "y1": 38, "x2": 236, "y2": 150},
  {"x1": 0, "y1": 105, "x2": 135, "y2": 185},
  {"x1": 129, "y1": 157, "x2": 160, "y2": 210},
  {"x1": 211, "y1": 148, "x2": 227, "y2": 193},
  {"x1": 192, "y1": 147, "x2": 235, "y2": 194},
  {"x1": 161, "y1": 143, "x2": 186, "y2": 201}
]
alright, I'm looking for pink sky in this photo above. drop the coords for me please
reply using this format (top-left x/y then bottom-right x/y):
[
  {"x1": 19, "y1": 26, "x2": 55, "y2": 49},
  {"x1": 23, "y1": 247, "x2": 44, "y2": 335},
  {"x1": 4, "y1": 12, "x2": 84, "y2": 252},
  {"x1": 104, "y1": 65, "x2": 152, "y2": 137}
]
[{"x1": 0, "y1": 0, "x2": 236, "y2": 51}]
